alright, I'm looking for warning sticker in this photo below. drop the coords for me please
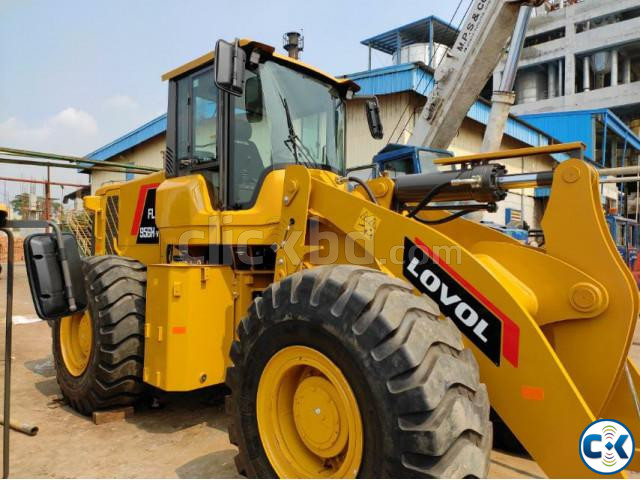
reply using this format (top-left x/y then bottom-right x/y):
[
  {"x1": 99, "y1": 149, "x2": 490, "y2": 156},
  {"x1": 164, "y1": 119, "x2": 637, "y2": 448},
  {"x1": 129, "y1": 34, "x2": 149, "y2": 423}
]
[{"x1": 354, "y1": 207, "x2": 381, "y2": 241}]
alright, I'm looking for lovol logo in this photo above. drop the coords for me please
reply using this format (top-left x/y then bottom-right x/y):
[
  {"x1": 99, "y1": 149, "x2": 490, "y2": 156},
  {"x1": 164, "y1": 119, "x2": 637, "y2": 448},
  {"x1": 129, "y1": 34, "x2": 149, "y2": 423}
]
[
  {"x1": 580, "y1": 419, "x2": 634, "y2": 475},
  {"x1": 403, "y1": 237, "x2": 520, "y2": 367},
  {"x1": 131, "y1": 183, "x2": 159, "y2": 244}
]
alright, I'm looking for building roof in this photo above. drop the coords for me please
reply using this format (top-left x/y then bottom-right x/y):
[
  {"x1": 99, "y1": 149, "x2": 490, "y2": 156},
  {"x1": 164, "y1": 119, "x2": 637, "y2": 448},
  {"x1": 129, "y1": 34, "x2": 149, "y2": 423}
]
[
  {"x1": 348, "y1": 63, "x2": 566, "y2": 156},
  {"x1": 348, "y1": 63, "x2": 434, "y2": 97},
  {"x1": 521, "y1": 109, "x2": 640, "y2": 162},
  {"x1": 87, "y1": 113, "x2": 167, "y2": 162},
  {"x1": 361, "y1": 16, "x2": 459, "y2": 55}
]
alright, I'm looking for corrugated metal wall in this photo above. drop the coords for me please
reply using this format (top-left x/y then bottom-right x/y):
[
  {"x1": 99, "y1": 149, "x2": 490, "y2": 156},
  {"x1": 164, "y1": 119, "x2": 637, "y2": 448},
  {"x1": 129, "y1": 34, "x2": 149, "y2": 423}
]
[
  {"x1": 346, "y1": 93, "x2": 418, "y2": 168},
  {"x1": 521, "y1": 112, "x2": 595, "y2": 159}
]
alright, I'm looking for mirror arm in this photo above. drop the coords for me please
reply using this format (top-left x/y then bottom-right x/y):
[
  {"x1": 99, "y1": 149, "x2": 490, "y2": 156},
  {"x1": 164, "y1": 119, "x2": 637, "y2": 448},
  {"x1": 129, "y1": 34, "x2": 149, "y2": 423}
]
[{"x1": 47, "y1": 220, "x2": 77, "y2": 313}]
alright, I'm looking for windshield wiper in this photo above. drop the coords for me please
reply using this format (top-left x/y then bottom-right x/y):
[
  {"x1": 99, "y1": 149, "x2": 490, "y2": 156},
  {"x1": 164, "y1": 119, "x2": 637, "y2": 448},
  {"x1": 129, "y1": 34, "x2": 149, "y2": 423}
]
[{"x1": 279, "y1": 95, "x2": 317, "y2": 168}]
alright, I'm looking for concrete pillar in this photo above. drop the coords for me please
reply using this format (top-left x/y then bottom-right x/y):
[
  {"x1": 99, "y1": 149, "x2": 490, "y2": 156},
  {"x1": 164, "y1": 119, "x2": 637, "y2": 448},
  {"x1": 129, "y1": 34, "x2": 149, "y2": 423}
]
[
  {"x1": 565, "y1": 55, "x2": 576, "y2": 95},
  {"x1": 624, "y1": 57, "x2": 632, "y2": 84},
  {"x1": 548, "y1": 62, "x2": 557, "y2": 98},
  {"x1": 611, "y1": 49, "x2": 618, "y2": 86},
  {"x1": 583, "y1": 55, "x2": 591, "y2": 92},
  {"x1": 558, "y1": 58, "x2": 564, "y2": 96},
  {"x1": 612, "y1": 138, "x2": 618, "y2": 168}
]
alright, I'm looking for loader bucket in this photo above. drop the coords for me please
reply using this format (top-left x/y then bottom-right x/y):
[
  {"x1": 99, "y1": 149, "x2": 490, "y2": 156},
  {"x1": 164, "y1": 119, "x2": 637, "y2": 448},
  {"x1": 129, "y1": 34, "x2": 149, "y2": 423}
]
[{"x1": 438, "y1": 158, "x2": 640, "y2": 477}]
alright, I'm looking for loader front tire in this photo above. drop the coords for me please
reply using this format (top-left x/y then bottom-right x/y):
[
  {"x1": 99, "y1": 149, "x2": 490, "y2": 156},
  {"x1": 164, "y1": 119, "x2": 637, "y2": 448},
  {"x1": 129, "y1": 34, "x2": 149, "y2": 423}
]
[
  {"x1": 53, "y1": 255, "x2": 146, "y2": 415},
  {"x1": 226, "y1": 265, "x2": 491, "y2": 478}
]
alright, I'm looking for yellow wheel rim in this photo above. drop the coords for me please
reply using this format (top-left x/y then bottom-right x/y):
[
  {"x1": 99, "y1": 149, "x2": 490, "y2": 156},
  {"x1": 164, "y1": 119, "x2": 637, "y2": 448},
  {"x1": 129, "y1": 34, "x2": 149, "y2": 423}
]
[
  {"x1": 257, "y1": 346, "x2": 363, "y2": 478},
  {"x1": 60, "y1": 311, "x2": 93, "y2": 376}
]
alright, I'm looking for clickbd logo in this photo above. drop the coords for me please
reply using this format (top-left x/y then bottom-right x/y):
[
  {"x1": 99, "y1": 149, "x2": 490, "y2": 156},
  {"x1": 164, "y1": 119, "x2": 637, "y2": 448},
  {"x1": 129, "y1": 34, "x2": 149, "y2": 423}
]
[{"x1": 579, "y1": 419, "x2": 634, "y2": 474}]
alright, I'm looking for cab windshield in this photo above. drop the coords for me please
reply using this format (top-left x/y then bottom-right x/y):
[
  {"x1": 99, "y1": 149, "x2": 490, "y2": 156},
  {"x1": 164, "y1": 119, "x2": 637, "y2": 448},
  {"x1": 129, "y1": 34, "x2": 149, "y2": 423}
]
[{"x1": 230, "y1": 60, "x2": 345, "y2": 207}]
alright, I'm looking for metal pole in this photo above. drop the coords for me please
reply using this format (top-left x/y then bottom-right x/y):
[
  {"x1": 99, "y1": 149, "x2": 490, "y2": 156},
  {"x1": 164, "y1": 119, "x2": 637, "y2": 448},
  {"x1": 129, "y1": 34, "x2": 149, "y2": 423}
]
[
  {"x1": 602, "y1": 115, "x2": 608, "y2": 167},
  {"x1": 2, "y1": 229, "x2": 13, "y2": 479},
  {"x1": 601, "y1": 177, "x2": 640, "y2": 184},
  {"x1": 0, "y1": 147, "x2": 158, "y2": 172},
  {"x1": 601, "y1": 165, "x2": 640, "y2": 176},
  {"x1": 0, "y1": 177, "x2": 86, "y2": 189},
  {"x1": 499, "y1": 6, "x2": 532, "y2": 91},
  {"x1": 583, "y1": 55, "x2": 591, "y2": 92},
  {"x1": 428, "y1": 20, "x2": 434, "y2": 67},
  {"x1": 481, "y1": 6, "x2": 533, "y2": 153},
  {"x1": 0, "y1": 157, "x2": 152, "y2": 175},
  {"x1": 45, "y1": 166, "x2": 51, "y2": 233}
]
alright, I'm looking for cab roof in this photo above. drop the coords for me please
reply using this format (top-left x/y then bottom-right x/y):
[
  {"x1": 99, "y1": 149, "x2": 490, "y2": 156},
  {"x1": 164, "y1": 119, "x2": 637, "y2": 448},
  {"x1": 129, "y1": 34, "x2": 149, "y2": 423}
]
[{"x1": 161, "y1": 38, "x2": 359, "y2": 93}]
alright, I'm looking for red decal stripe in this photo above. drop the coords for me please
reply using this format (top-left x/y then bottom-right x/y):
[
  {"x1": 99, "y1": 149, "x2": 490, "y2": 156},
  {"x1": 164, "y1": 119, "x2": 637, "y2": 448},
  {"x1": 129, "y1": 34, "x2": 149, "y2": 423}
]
[
  {"x1": 413, "y1": 237, "x2": 520, "y2": 367},
  {"x1": 130, "y1": 183, "x2": 160, "y2": 236}
]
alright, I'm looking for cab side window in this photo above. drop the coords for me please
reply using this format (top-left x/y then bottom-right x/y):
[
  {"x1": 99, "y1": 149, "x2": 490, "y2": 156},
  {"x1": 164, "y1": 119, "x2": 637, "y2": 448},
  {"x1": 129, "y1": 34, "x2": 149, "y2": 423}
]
[{"x1": 175, "y1": 67, "x2": 219, "y2": 190}]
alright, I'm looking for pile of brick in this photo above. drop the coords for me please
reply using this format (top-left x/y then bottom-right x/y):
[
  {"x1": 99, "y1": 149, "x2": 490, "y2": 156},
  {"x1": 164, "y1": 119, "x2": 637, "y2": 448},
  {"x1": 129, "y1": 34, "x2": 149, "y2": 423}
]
[{"x1": 0, "y1": 236, "x2": 25, "y2": 263}]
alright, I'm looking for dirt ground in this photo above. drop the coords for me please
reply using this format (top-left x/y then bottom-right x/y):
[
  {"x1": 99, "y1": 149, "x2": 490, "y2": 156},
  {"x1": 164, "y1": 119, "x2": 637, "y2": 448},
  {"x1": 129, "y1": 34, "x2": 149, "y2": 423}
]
[{"x1": 0, "y1": 264, "x2": 635, "y2": 478}]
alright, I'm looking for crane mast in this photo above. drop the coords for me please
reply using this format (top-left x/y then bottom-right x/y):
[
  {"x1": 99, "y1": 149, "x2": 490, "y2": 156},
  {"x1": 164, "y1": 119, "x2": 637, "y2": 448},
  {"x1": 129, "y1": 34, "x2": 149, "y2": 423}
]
[{"x1": 407, "y1": 0, "x2": 545, "y2": 153}]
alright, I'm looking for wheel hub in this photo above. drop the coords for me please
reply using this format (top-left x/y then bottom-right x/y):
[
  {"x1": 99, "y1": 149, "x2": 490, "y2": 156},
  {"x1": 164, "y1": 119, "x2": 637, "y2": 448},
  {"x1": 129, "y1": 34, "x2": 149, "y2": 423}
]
[
  {"x1": 59, "y1": 311, "x2": 93, "y2": 377},
  {"x1": 293, "y1": 375, "x2": 348, "y2": 458},
  {"x1": 77, "y1": 314, "x2": 92, "y2": 357},
  {"x1": 256, "y1": 345, "x2": 363, "y2": 478}
]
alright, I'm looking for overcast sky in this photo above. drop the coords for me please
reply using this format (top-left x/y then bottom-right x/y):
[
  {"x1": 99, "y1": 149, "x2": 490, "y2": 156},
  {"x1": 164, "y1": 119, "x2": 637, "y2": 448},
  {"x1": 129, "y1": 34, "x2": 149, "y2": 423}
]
[{"x1": 0, "y1": 0, "x2": 463, "y2": 205}]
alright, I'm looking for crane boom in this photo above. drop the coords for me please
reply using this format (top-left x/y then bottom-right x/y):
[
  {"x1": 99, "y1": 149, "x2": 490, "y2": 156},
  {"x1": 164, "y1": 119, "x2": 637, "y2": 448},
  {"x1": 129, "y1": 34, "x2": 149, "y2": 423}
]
[{"x1": 407, "y1": 0, "x2": 545, "y2": 152}]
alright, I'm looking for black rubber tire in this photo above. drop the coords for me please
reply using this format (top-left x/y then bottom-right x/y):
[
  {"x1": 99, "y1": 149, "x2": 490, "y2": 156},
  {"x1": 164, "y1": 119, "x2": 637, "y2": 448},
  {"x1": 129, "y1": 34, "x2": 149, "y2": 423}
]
[
  {"x1": 52, "y1": 255, "x2": 146, "y2": 415},
  {"x1": 226, "y1": 265, "x2": 492, "y2": 478}
]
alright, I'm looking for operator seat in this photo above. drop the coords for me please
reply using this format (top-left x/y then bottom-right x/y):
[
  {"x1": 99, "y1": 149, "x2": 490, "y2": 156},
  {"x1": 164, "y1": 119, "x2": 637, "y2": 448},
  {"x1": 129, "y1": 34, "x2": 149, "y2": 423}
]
[{"x1": 233, "y1": 119, "x2": 265, "y2": 204}]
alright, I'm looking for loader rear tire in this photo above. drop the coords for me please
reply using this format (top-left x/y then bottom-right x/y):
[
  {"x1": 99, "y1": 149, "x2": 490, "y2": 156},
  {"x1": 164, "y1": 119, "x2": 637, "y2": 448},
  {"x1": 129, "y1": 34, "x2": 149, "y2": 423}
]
[
  {"x1": 52, "y1": 255, "x2": 146, "y2": 415},
  {"x1": 226, "y1": 265, "x2": 492, "y2": 478}
]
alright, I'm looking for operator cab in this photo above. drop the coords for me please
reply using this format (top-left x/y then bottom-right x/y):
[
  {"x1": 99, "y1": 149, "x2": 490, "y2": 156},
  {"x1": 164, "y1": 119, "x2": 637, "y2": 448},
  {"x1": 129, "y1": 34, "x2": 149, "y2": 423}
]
[{"x1": 162, "y1": 39, "x2": 379, "y2": 210}]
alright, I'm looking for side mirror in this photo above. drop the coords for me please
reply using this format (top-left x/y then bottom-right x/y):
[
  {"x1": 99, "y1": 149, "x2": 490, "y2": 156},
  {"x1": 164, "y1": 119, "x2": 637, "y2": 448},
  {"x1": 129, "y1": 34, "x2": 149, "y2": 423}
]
[
  {"x1": 24, "y1": 233, "x2": 87, "y2": 320},
  {"x1": 214, "y1": 39, "x2": 246, "y2": 97},
  {"x1": 365, "y1": 97, "x2": 383, "y2": 140}
]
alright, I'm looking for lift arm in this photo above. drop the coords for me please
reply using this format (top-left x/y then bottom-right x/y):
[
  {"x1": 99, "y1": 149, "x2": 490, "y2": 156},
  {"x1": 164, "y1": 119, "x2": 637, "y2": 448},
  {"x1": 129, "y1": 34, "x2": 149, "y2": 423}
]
[
  {"x1": 273, "y1": 145, "x2": 640, "y2": 476},
  {"x1": 407, "y1": 0, "x2": 544, "y2": 152}
]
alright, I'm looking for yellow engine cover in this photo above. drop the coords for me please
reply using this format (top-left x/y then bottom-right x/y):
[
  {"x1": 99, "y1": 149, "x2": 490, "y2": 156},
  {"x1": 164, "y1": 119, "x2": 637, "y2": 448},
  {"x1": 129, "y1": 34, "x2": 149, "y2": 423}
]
[{"x1": 143, "y1": 264, "x2": 234, "y2": 391}]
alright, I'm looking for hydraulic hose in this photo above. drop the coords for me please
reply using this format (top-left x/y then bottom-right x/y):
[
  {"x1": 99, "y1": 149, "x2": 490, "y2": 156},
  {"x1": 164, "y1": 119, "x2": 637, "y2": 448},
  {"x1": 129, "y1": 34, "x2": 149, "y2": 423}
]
[{"x1": 344, "y1": 176, "x2": 378, "y2": 204}]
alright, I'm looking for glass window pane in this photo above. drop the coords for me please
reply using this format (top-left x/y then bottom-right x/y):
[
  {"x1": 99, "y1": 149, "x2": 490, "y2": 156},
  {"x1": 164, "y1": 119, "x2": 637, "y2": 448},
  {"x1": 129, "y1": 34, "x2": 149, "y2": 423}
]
[
  {"x1": 230, "y1": 70, "x2": 267, "y2": 207},
  {"x1": 384, "y1": 158, "x2": 413, "y2": 177},
  {"x1": 228, "y1": 60, "x2": 346, "y2": 209},
  {"x1": 192, "y1": 70, "x2": 218, "y2": 161},
  {"x1": 176, "y1": 77, "x2": 190, "y2": 160}
]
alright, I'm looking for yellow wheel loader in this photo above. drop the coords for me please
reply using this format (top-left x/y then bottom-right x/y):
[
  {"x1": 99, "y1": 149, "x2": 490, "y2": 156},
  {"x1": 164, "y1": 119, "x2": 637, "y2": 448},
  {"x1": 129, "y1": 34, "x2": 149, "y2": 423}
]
[{"x1": 24, "y1": 39, "x2": 640, "y2": 478}]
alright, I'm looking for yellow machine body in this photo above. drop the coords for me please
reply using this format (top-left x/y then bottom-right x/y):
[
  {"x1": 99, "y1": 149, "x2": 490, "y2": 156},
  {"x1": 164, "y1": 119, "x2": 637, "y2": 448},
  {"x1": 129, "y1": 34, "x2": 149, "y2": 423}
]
[
  {"x1": 80, "y1": 41, "x2": 640, "y2": 478},
  {"x1": 143, "y1": 264, "x2": 234, "y2": 390}
]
